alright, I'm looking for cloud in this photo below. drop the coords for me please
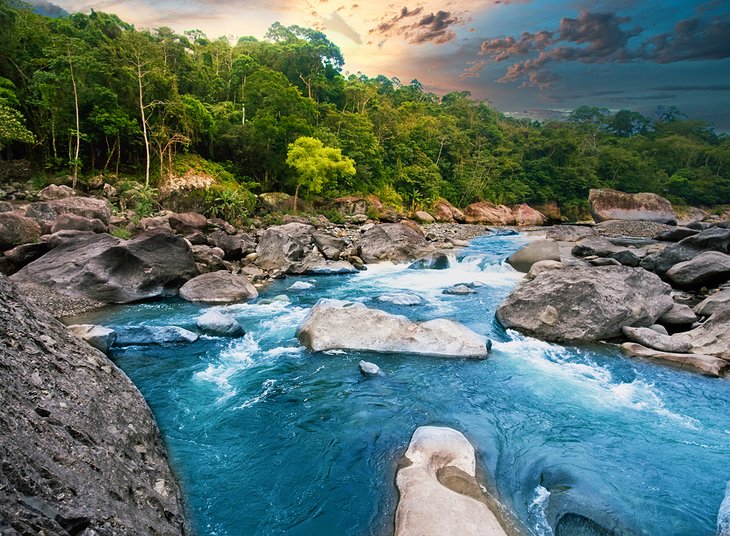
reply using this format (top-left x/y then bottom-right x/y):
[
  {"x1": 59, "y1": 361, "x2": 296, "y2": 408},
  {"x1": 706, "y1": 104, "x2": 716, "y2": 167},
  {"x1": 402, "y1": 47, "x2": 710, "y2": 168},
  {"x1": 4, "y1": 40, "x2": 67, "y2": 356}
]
[
  {"x1": 371, "y1": 6, "x2": 423, "y2": 34},
  {"x1": 321, "y1": 11, "x2": 362, "y2": 43},
  {"x1": 459, "y1": 58, "x2": 485, "y2": 78},
  {"x1": 478, "y1": 10, "x2": 730, "y2": 89},
  {"x1": 649, "y1": 84, "x2": 730, "y2": 91},
  {"x1": 370, "y1": 6, "x2": 460, "y2": 45}
]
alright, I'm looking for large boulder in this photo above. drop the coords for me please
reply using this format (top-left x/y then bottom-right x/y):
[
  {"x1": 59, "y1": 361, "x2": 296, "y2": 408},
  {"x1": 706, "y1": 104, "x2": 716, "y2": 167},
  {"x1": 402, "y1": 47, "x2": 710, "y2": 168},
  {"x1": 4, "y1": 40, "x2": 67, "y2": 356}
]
[
  {"x1": 196, "y1": 310, "x2": 245, "y2": 337},
  {"x1": 657, "y1": 303, "x2": 697, "y2": 326},
  {"x1": 463, "y1": 202, "x2": 516, "y2": 225},
  {"x1": 50, "y1": 213, "x2": 107, "y2": 234},
  {"x1": 37, "y1": 184, "x2": 77, "y2": 200},
  {"x1": 208, "y1": 230, "x2": 256, "y2": 261},
  {"x1": 0, "y1": 212, "x2": 41, "y2": 250},
  {"x1": 666, "y1": 252, "x2": 730, "y2": 289},
  {"x1": 357, "y1": 223, "x2": 434, "y2": 264},
  {"x1": 255, "y1": 222, "x2": 314, "y2": 272},
  {"x1": 694, "y1": 288, "x2": 730, "y2": 318},
  {"x1": 684, "y1": 307, "x2": 730, "y2": 360},
  {"x1": 2, "y1": 242, "x2": 50, "y2": 270},
  {"x1": 168, "y1": 212, "x2": 207, "y2": 235},
  {"x1": 507, "y1": 240, "x2": 560, "y2": 273},
  {"x1": 496, "y1": 265, "x2": 674, "y2": 342},
  {"x1": 513, "y1": 204, "x2": 547, "y2": 226},
  {"x1": 67, "y1": 324, "x2": 117, "y2": 354},
  {"x1": 621, "y1": 343, "x2": 729, "y2": 377},
  {"x1": 297, "y1": 299, "x2": 490, "y2": 358},
  {"x1": 588, "y1": 188, "x2": 676, "y2": 224},
  {"x1": 25, "y1": 196, "x2": 112, "y2": 233},
  {"x1": 312, "y1": 232, "x2": 347, "y2": 260},
  {"x1": 654, "y1": 228, "x2": 730, "y2": 275},
  {"x1": 430, "y1": 199, "x2": 465, "y2": 223},
  {"x1": 394, "y1": 426, "x2": 507, "y2": 536},
  {"x1": 179, "y1": 271, "x2": 258, "y2": 304},
  {"x1": 257, "y1": 192, "x2": 294, "y2": 213},
  {"x1": 572, "y1": 237, "x2": 643, "y2": 266},
  {"x1": 0, "y1": 276, "x2": 188, "y2": 535},
  {"x1": 11, "y1": 233, "x2": 198, "y2": 303}
]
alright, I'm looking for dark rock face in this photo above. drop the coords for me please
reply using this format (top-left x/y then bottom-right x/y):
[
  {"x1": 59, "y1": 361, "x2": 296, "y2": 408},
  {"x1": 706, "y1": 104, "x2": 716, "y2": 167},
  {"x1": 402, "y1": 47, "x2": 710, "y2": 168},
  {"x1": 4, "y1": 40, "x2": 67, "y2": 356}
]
[
  {"x1": 168, "y1": 212, "x2": 207, "y2": 235},
  {"x1": 11, "y1": 233, "x2": 198, "y2": 303},
  {"x1": 207, "y1": 231, "x2": 256, "y2": 261},
  {"x1": 0, "y1": 212, "x2": 41, "y2": 250},
  {"x1": 357, "y1": 223, "x2": 434, "y2": 264},
  {"x1": 653, "y1": 228, "x2": 730, "y2": 275},
  {"x1": 0, "y1": 276, "x2": 188, "y2": 536},
  {"x1": 312, "y1": 232, "x2": 347, "y2": 260},
  {"x1": 588, "y1": 188, "x2": 676, "y2": 224},
  {"x1": 50, "y1": 213, "x2": 107, "y2": 234},
  {"x1": 496, "y1": 265, "x2": 674, "y2": 342}
]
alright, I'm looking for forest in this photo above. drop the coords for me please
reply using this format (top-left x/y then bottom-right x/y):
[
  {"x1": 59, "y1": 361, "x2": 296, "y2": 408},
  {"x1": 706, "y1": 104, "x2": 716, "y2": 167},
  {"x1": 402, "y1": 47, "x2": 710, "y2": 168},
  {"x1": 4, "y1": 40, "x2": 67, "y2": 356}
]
[{"x1": 1, "y1": 0, "x2": 729, "y2": 219}]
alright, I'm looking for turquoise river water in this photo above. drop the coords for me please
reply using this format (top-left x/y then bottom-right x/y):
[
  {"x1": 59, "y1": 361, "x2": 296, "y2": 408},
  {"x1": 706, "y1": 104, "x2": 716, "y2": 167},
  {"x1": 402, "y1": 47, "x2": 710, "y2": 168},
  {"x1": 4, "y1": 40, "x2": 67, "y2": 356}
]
[{"x1": 84, "y1": 231, "x2": 730, "y2": 536}]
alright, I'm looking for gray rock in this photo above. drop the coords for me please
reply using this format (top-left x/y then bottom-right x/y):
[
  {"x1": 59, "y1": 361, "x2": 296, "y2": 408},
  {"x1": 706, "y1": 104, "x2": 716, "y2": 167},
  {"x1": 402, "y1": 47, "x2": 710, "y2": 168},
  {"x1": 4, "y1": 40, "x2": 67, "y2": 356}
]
[
  {"x1": 37, "y1": 184, "x2": 77, "y2": 200},
  {"x1": 376, "y1": 293, "x2": 424, "y2": 306},
  {"x1": 179, "y1": 271, "x2": 258, "y2": 304},
  {"x1": 545, "y1": 225, "x2": 595, "y2": 242},
  {"x1": 621, "y1": 343, "x2": 729, "y2": 377},
  {"x1": 358, "y1": 360, "x2": 382, "y2": 376},
  {"x1": 394, "y1": 426, "x2": 507, "y2": 536},
  {"x1": 2, "y1": 242, "x2": 50, "y2": 268},
  {"x1": 572, "y1": 237, "x2": 640, "y2": 266},
  {"x1": 684, "y1": 307, "x2": 730, "y2": 360},
  {"x1": 654, "y1": 227, "x2": 730, "y2": 275},
  {"x1": 409, "y1": 252, "x2": 451, "y2": 270},
  {"x1": 719, "y1": 481, "x2": 730, "y2": 536},
  {"x1": 0, "y1": 212, "x2": 41, "y2": 250},
  {"x1": 526, "y1": 260, "x2": 563, "y2": 281},
  {"x1": 11, "y1": 233, "x2": 198, "y2": 303},
  {"x1": 208, "y1": 230, "x2": 256, "y2": 261},
  {"x1": 190, "y1": 244, "x2": 226, "y2": 272},
  {"x1": 648, "y1": 324, "x2": 669, "y2": 335},
  {"x1": 113, "y1": 325, "x2": 199, "y2": 346},
  {"x1": 46, "y1": 229, "x2": 96, "y2": 248},
  {"x1": 168, "y1": 212, "x2": 207, "y2": 235},
  {"x1": 196, "y1": 310, "x2": 245, "y2": 337},
  {"x1": 26, "y1": 196, "x2": 111, "y2": 233},
  {"x1": 50, "y1": 213, "x2": 106, "y2": 234},
  {"x1": 694, "y1": 289, "x2": 730, "y2": 317},
  {"x1": 622, "y1": 326, "x2": 693, "y2": 353},
  {"x1": 588, "y1": 188, "x2": 676, "y2": 224},
  {"x1": 666, "y1": 251, "x2": 730, "y2": 289},
  {"x1": 496, "y1": 265, "x2": 674, "y2": 342},
  {"x1": 0, "y1": 201, "x2": 13, "y2": 212},
  {"x1": 658, "y1": 303, "x2": 698, "y2": 326},
  {"x1": 588, "y1": 257, "x2": 622, "y2": 267},
  {"x1": 357, "y1": 223, "x2": 434, "y2": 264},
  {"x1": 443, "y1": 284, "x2": 477, "y2": 295},
  {"x1": 507, "y1": 240, "x2": 560, "y2": 273},
  {"x1": 297, "y1": 299, "x2": 490, "y2": 358},
  {"x1": 255, "y1": 223, "x2": 314, "y2": 272},
  {"x1": 302, "y1": 260, "x2": 358, "y2": 275},
  {"x1": 67, "y1": 324, "x2": 117, "y2": 354},
  {"x1": 312, "y1": 232, "x2": 347, "y2": 260},
  {"x1": 0, "y1": 276, "x2": 188, "y2": 535},
  {"x1": 654, "y1": 227, "x2": 699, "y2": 242},
  {"x1": 289, "y1": 280, "x2": 314, "y2": 290}
]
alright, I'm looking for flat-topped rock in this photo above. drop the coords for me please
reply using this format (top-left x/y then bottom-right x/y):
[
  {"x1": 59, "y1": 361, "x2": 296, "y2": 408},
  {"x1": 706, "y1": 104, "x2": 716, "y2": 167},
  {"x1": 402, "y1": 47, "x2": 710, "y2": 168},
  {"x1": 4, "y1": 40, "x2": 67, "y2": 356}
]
[
  {"x1": 394, "y1": 426, "x2": 507, "y2": 536},
  {"x1": 179, "y1": 271, "x2": 258, "y2": 304},
  {"x1": 67, "y1": 324, "x2": 117, "y2": 354},
  {"x1": 507, "y1": 240, "x2": 560, "y2": 273},
  {"x1": 621, "y1": 343, "x2": 728, "y2": 377},
  {"x1": 589, "y1": 188, "x2": 676, "y2": 224}
]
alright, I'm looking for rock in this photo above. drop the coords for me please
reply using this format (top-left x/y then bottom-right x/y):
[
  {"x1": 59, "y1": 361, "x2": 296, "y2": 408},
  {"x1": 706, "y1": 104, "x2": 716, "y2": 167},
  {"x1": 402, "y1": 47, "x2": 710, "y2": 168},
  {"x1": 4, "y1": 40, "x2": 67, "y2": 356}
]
[
  {"x1": 496, "y1": 265, "x2": 674, "y2": 342},
  {"x1": 208, "y1": 230, "x2": 256, "y2": 261},
  {"x1": 50, "y1": 212, "x2": 107, "y2": 234},
  {"x1": 0, "y1": 212, "x2": 41, "y2": 250},
  {"x1": 11, "y1": 233, "x2": 198, "y2": 303},
  {"x1": 185, "y1": 231, "x2": 208, "y2": 246},
  {"x1": 2, "y1": 242, "x2": 50, "y2": 268},
  {"x1": 526, "y1": 260, "x2": 563, "y2": 281},
  {"x1": 653, "y1": 227, "x2": 730, "y2": 275},
  {"x1": 190, "y1": 244, "x2": 226, "y2": 272},
  {"x1": 649, "y1": 324, "x2": 669, "y2": 335},
  {"x1": 507, "y1": 240, "x2": 561, "y2": 273},
  {"x1": 621, "y1": 343, "x2": 729, "y2": 377},
  {"x1": 719, "y1": 481, "x2": 730, "y2": 536},
  {"x1": 463, "y1": 202, "x2": 516, "y2": 225},
  {"x1": 431, "y1": 199, "x2": 465, "y2": 223},
  {"x1": 0, "y1": 276, "x2": 188, "y2": 535},
  {"x1": 588, "y1": 257, "x2": 622, "y2": 267},
  {"x1": 113, "y1": 325, "x2": 199, "y2": 346},
  {"x1": 179, "y1": 271, "x2": 258, "y2": 304},
  {"x1": 297, "y1": 299, "x2": 490, "y2": 358},
  {"x1": 350, "y1": 213, "x2": 369, "y2": 224},
  {"x1": 394, "y1": 426, "x2": 507, "y2": 536},
  {"x1": 26, "y1": 196, "x2": 112, "y2": 232},
  {"x1": 312, "y1": 232, "x2": 347, "y2": 260},
  {"x1": 443, "y1": 284, "x2": 477, "y2": 295},
  {"x1": 572, "y1": 237, "x2": 641, "y2": 266},
  {"x1": 694, "y1": 289, "x2": 730, "y2": 317},
  {"x1": 622, "y1": 326, "x2": 692, "y2": 353},
  {"x1": 588, "y1": 188, "x2": 676, "y2": 224},
  {"x1": 301, "y1": 260, "x2": 358, "y2": 275},
  {"x1": 289, "y1": 280, "x2": 314, "y2": 290},
  {"x1": 168, "y1": 212, "x2": 208, "y2": 235},
  {"x1": 138, "y1": 215, "x2": 172, "y2": 233},
  {"x1": 545, "y1": 225, "x2": 595, "y2": 242},
  {"x1": 67, "y1": 324, "x2": 117, "y2": 354},
  {"x1": 375, "y1": 293, "x2": 424, "y2": 306},
  {"x1": 594, "y1": 219, "x2": 671, "y2": 238},
  {"x1": 658, "y1": 303, "x2": 697, "y2": 326},
  {"x1": 207, "y1": 217, "x2": 236, "y2": 235},
  {"x1": 413, "y1": 210, "x2": 435, "y2": 224},
  {"x1": 255, "y1": 223, "x2": 314, "y2": 272},
  {"x1": 0, "y1": 201, "x2": 13, "y2": 212},
  {"x1": 37, "y1": 184, "x2": 77, "y2": 200},
  {"x1": 654, "y1": 227, "x2": 699, "y2": 242},
  {"x1": 513, "y1": 204, "x2": 547, "y2": 226},
  {"x1": 409, "y1": 252, "x2": 451, "y2": 270},
  {"x1": 258, "y1": 192, "x2": 294, "y2": 212},
  {"x1": 684, "y1": 307, "x2": 730, "y2": 360},
  {"x1": 666, "y1": 252, "x2": 730, "y2": 289},
  {"x1": 46, "y1": 229, "x2": 95, "y2": 248},
  {"x1": 357, "y1": 223, "x2": 434, "y2": 264},
  {"x1": 449, "y1": 238, "x2": 469, "y2": 247},
  {"x1": 332, "y1": 195, "x2": 372, "y2": 216},
  {"x1": 196, "y1": 310, "x2": 245, "y2": 337},
  {"x1": 358, "y1": 360, "x2": 382, "y2": 376}
]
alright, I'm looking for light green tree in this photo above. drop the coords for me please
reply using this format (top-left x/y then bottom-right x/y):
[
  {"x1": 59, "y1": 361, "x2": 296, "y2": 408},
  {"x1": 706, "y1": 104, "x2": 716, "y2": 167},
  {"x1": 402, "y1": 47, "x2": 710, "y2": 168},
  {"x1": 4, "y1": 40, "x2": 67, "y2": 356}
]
[
  {"x1": 286, "y1": 136, "x2": 355, "y2": 211},
  {"x1": 0, "y1": 104, "x2": 35, "y2": 152}
]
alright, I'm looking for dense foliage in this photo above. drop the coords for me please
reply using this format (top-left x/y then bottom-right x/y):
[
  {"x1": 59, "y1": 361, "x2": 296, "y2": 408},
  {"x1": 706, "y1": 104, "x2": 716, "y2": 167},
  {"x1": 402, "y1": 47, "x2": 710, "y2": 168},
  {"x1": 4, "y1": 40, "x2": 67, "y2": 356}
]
[{"x1": 1, "y1": 0, "x2": 729, "y2": 214}]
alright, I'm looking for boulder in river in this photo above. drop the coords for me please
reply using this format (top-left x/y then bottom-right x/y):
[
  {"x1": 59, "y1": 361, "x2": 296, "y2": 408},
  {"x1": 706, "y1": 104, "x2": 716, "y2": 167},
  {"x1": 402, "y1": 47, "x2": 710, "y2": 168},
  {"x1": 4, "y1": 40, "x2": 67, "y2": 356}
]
[
  {"x1": 394, "y1": 426, "x2": 507, "y2": 536},
  {"x1": 297, "y1": 299, "x2": 490, "y2": 358},
  {"x1": 621, "y1": 326, "x2": 692, "y2": 353},
  {"x1": 358, "y1": 360, "x2": 382, "y2": 376},
  {"x1": 67, "y1": 324, "x2": 117, "y2": 354},
  {"x1": 507, "y1": 240, "x2": 560, "y2": 273},
  {"x1": 196, "y1": 310, "x2": 245, "y2": 337},
  {"x1": 0, "y1": 276, "x2": 188, "y2": 535},
  {"x1": 113, "y1": 325, "x2": 199, "y2": 346},
  {"x1": 10, "y1": 232, "x2": 198, "y2": 303},
  {"x1": 665, "y1": 252, "x2": 730, "y2": 289},
  {"x1": 621, "y1": 343, "x2": 728, "y2": 377},
  {"x1": 496, "y1": 265, "x2": 674, "y2": 342},
  {"x1": 375, "y1": 293, "x2": 424, "y2": 306},
  {"x1": 179, "y1": 271, "x2": 258, "y2": 304},
  {"x1": 255, "y1": 222, "x2": 314, "y2": 272},
  {"x1": 357, "y1": 223, "x2": 434, "y2": 264},
  {"x1": 443, "y1": 284, "x2": 477, "y2": 295},
  {"x1": 588, "y1": 188, "x2": 676, "y2": 224},
  {"x1": 653, "y1": 227, "x2": 730, "y2": 275}
]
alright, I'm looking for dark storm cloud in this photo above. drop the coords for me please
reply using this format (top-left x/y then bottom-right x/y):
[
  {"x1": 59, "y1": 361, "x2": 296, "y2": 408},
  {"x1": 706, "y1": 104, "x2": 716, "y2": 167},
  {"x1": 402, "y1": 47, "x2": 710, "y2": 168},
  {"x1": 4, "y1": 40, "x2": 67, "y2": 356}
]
[
  {"x1": 640, "y1": 15, "x2": 730, "y2": 63},
  {"x1": 649, "y1": 84, "x2": 730, "y2": 91}
]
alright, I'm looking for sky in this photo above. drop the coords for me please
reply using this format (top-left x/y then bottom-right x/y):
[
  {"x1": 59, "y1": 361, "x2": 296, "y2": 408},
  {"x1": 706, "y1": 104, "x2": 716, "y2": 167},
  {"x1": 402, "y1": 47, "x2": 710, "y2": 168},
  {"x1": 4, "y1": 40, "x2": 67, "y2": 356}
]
[{"x1": 45, "y1": 0, "x2": 730, "y2": 129}]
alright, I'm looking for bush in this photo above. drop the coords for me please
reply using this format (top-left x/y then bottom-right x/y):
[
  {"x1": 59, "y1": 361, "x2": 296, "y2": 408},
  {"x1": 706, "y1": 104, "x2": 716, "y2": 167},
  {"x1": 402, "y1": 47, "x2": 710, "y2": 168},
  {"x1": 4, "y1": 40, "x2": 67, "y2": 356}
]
[{"x1": 204, "y1": 183, "x2": 256, "y2": 225}]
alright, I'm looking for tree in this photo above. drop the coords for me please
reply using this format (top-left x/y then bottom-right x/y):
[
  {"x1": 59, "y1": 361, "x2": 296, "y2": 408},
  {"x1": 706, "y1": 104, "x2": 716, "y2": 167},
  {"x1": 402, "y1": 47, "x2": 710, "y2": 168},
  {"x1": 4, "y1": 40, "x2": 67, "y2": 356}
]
[
  {"x1": 0, "y1": 103, "x2": 35, "y2": 152},
  {"x1": 286, "y1": 136, "x2": 355, "y2": 211}
]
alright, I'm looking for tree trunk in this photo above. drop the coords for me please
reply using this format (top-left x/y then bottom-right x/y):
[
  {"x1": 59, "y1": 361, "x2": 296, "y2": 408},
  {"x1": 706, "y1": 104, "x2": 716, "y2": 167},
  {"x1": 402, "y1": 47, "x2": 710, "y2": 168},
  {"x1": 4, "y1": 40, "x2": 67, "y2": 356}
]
[
  {"x1": 69, "y1": 51, "x2": 81, "y2": 187},
  {"x1": 293, "y1": 182, "x2": 301, "y2": 213},
  {"x1": 136, "y1": 52, "x2": 151, "y2": 187}
]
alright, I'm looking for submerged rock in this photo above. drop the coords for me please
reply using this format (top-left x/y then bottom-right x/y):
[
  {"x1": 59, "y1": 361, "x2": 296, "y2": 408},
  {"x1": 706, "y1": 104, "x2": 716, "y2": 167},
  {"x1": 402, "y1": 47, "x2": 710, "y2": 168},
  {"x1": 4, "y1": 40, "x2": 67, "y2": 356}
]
[
  {"x1": 359, "y1": 360, "x2": 382, "y2": 376},
  {"x1": 376, "y1": 293, "x2": 424, "y2": 306},
  {"x1": 297, "y1": 299, "x2": 490, "y2": 358},
  {"x1": 443, "y1": 284, "x2": 477, "y2": 295},
  {"x1": 621, "y1": 343, "x2": 728, "y2": 377},
  {"x1": 507, "y1": 240, "x2": 561, "y2": 273},
  {"x1": 196, "y1": 310, "x2": 245, "y2": 337},
  {"x1": 179, "y1": 271, "x2": 258, "y2": 304},
  {"x1": 113, "y1": 325, "x2": 199, "y2": 346},
  {"x1": 0, "y1": 276, "x2": 188, "y2": 535},
  {"x1": 289, "y1": 280, "x2": 315, "y2": 290},
  {"x1": 409, "y1": 252, "x2": 451, "y2": 270},
  {"x1": 496, "y1": 265, "x2": 674, "y2": 342},
  {"x1": 67, "y1": 324, "x2": 117, "y2": 354},
  {"x1": 394, "y1": 426, "x2": 507, "y2": 536}
]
